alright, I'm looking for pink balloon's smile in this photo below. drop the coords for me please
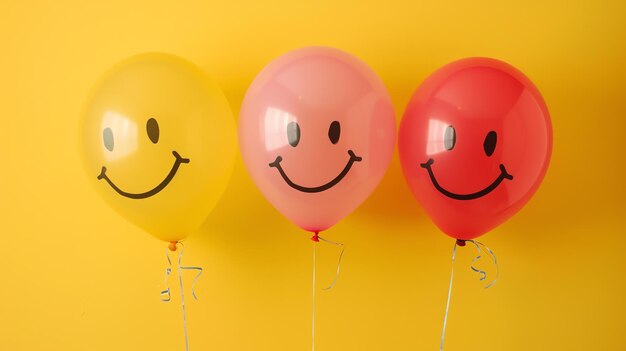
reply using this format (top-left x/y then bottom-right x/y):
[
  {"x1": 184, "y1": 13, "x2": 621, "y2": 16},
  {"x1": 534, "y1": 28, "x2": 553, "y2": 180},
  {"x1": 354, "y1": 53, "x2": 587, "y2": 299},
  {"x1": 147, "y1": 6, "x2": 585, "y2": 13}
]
[{"x1": 268, "y1": 150, "x2": 362, "y2": 193}]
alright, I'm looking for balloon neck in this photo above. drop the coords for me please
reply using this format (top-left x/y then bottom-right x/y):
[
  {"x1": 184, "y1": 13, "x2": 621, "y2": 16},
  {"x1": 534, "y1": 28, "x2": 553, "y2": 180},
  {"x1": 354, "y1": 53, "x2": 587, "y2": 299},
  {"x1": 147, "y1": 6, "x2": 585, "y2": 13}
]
[
  {"x1": 311, "y1": 231, "x2": 320, "y2": 242},
  {"x1": 168, "y1": 241, "x2": 178, "y2": 251},
  {"x1": 456, "y1": 239, "x2": 466, "y2": 247}
]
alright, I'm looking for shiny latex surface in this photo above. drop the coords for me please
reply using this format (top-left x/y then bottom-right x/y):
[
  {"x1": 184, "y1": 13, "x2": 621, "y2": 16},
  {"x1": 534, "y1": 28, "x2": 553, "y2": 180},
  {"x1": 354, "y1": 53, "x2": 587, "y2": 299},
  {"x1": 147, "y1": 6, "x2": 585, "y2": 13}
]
[
  {"x1": 399, "y1": 57, "x2": 552, "y2": 239},
  {"x1": 239, "y1": 47, "x2": 396, "y2": 232},
  {"x1": 80, "y1": 53, "x2": 236, "y2": 242}
]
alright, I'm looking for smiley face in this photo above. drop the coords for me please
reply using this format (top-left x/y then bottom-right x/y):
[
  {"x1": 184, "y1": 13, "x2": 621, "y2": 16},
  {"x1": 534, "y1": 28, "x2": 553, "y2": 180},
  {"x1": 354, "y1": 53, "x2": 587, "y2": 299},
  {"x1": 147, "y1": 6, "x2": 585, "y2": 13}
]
[
  {"x1": 419, "y1": 127, "x2": 513, "y2": 200},
  {"x1": 96, "y1": 117, "x2": 190, "y2": 199},
  {"x1": 239, "y1": 47, "x2": 396, "y2": 232},
  {"x1": 399, "y1": 57, "x2": 552, "y2": 239},
  {"x1": 80, "y1": 53, "x2": 237, "y2": 242},
  {"x1": 267, "y1": 120, "x2": 363, "y2": 193}
]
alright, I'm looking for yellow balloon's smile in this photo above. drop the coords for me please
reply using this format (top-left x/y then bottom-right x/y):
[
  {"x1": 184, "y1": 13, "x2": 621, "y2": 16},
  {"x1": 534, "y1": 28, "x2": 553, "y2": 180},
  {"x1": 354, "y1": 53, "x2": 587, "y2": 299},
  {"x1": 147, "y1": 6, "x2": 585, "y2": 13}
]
[{"x1": 97, "y1": 150, "x2": 190, "y2": 199}]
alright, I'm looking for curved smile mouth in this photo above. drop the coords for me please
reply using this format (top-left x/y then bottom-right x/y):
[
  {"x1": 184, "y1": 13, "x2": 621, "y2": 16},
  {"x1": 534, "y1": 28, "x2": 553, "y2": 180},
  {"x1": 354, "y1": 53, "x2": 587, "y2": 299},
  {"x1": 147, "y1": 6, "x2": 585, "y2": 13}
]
[
  {"x1": 97, "y1": 151, "x2": 190, "y2": 199},
  {"x1": 420, "y1": 158, "x2": 513, "y2": 200},
  {"x1": 269, "y1": 150, "x2": 362, "y2": 193}
]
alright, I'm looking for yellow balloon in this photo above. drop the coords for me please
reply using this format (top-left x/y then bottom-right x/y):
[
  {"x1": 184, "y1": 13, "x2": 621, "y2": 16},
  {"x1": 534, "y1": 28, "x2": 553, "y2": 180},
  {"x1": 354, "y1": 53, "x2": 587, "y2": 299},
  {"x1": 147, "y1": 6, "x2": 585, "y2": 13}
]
[{"x1": 80, "y1": 53, "x2": 236, "y2": 243}]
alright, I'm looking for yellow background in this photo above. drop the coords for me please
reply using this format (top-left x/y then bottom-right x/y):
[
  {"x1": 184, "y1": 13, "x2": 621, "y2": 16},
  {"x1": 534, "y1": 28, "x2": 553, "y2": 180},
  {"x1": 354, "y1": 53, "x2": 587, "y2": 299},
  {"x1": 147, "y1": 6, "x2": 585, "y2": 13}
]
[{"x1": 1, "y1": 1, "x2": 625, "y2": 350}]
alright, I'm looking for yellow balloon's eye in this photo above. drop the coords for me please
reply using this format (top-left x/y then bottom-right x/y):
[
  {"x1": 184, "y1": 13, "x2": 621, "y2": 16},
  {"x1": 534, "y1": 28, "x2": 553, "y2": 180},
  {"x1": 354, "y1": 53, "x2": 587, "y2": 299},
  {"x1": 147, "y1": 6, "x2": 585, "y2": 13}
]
[
  {"x1": 147, "y1": 118, "x2": 160, "y2": 144},
  {"x1": 103, "y1": 127, "x2": 114, "y2": 151}
]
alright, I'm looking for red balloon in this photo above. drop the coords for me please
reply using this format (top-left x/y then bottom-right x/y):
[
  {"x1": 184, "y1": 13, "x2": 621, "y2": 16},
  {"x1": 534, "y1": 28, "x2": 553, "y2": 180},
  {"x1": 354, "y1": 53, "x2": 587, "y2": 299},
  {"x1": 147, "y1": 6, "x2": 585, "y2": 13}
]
[{"x1": 399, "y1": 58, "x2": 552, "y2": 240}]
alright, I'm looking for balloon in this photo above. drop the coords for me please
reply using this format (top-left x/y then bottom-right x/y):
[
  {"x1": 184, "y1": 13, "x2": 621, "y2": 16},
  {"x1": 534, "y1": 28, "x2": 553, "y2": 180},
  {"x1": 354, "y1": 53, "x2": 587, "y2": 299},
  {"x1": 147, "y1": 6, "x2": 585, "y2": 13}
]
[
  {"x1": 80, "y1": 53, "x2": 236, "y2": 243},
  {"x1": 399, "y1": 57, "x2": 552, "y2": 240},
  {"x1": 239, "y1": 47, "x2": 396, "y2": 232}
]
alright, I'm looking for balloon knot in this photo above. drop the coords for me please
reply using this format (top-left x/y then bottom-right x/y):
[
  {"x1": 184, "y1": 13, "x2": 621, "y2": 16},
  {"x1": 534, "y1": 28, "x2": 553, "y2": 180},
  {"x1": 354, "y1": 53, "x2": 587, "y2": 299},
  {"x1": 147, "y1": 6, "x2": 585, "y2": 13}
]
[
  {"x1": 168, "y1": 241, "x2": 178, "y2": 251},
  {"x1": 311, "y1": 232, "x2": 320, "y2": 242},
  {"x1": 456, "y1": 239, "x2": 466, "y2": 247}
]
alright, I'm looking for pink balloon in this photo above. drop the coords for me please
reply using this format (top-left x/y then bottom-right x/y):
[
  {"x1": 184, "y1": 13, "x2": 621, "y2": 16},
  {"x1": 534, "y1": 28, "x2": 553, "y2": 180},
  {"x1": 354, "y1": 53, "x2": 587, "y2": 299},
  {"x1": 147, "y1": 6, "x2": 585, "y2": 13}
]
[{"x1": 239, "y1": 47, "x2": 396, "y2": 233}]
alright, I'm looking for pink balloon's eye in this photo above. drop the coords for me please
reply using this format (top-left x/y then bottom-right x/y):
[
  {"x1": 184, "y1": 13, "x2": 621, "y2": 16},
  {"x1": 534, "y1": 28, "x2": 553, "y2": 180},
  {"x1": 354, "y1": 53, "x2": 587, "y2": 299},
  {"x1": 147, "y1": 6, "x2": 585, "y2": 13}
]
[
  {"x1": 287, "y1": 121, "x2": 300, "y2": 147},
  {"x1": 328, "y1": 121, "x2": 341, "y2": 144}
]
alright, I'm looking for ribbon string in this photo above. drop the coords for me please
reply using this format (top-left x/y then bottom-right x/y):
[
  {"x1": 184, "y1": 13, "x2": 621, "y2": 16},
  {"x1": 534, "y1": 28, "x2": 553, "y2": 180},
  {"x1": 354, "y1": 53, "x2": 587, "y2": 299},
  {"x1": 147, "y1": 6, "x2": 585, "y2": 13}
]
[
  {"x1": 311, "y1": 234, "x2": 345, "y2": 351},
  {"x1": 439, "y1": 241, "x2": 458, "y2": 351},
  {"x1": 312, "y1": 241, "x2": 317, "y2": 351},
  {"x1": 160, "y1": 249, "x2": 173, "y2": 302},
  {"x1": 160, "y1": 242, "x2": 203, "y2": 351},
  {"x1": 180, "y1": 265, "x2": 203, "y2": 300},
  {"x1": 468, "y1": 240, "x2": 498, "y2": 289},
  {"x1": 439, "y1": 240, "x2": 498, "y2": 351},
  {"x1": 318, "y1": 235, "x2": 345, "y2": 291}
]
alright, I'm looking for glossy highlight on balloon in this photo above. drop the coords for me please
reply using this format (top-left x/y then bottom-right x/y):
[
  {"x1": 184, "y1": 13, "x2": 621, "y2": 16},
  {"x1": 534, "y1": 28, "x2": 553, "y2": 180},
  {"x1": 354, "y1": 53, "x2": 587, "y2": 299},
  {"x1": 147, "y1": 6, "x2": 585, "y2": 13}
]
[
  {"x1": 239, "y1": 46, "x2": 396, "y2": 232},
  {"x1": 399, "y1": 57, "x2": 553, "y2": 240}
]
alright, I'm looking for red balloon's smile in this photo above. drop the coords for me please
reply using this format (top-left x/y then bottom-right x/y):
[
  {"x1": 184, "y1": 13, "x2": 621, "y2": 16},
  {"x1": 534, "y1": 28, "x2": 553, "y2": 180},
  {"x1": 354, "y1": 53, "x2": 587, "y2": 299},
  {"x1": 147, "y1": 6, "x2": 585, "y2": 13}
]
[{"x1": 419, "y1": 158, "x2": 513, "y2": 200}]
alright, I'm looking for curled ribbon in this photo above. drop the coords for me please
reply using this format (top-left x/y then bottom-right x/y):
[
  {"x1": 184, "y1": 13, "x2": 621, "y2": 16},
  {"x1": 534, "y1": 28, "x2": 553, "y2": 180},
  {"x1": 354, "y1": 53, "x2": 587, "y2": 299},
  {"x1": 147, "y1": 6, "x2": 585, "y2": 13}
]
[
  {"x1": 318, "y1": 235, "x2": 345, "y2": 291},
  {"x1": 159, "y1": 242, "x2": 203, "y2": 351},
  {"x1": 160, "y1": 243, "x2": 203, "y2": 302},
  {"x1": 160, "y1": 250, "x2": 173, "y2": 302},
  {"x1": 468, "y1": 239, "x2": 498, "y2": 289},
  {"x1": 439, "y1": 239, "x2": 498, "y2": 351}
]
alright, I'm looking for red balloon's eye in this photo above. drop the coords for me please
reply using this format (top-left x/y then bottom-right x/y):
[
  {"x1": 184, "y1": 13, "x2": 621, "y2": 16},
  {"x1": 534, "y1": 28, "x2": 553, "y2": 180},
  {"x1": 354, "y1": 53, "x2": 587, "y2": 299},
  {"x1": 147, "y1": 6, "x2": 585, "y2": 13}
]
[
  {"x1": 444, "y1": 125, "x2": 456, "y2": 151},
  {"x1": 484, "y1": 131, "x2": 497, "y2": 157}
]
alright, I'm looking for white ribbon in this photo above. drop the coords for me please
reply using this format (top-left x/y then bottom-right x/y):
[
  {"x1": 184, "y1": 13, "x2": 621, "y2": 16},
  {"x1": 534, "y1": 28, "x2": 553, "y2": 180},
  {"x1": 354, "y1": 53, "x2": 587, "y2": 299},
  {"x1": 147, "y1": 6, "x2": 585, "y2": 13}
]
[
  {"x1": 439, "y1": 239, "x2": 498, "y2": 350},
  {"x1": 160, "y1": 243, "x2": 203, "y2": 351}
]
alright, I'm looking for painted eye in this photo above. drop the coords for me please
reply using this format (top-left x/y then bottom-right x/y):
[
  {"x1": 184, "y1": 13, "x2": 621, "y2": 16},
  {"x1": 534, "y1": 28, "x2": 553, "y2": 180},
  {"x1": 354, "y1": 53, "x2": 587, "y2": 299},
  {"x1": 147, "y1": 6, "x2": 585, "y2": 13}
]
[
  {"x1": 146, "y1": 118, "x2": 159, "y2": 144},
  {"x1": 484, "y1": 131, "x2": 497, "y2": 156},
  {"x1": 287, "y1": 121, "x2": 300, "y2": 147},
  {"x1": 328, "y1": 121, "x2": 340, "y2": 144},
  {"x1": 444, "y1": 125, "x2": 456, "y2": 151},
  {"x1": 103, "y1": 128, "x2": 114, "y2": 152},
  {"x1": 146, "y1": 118, "x2": 160, "y2": 144}
]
